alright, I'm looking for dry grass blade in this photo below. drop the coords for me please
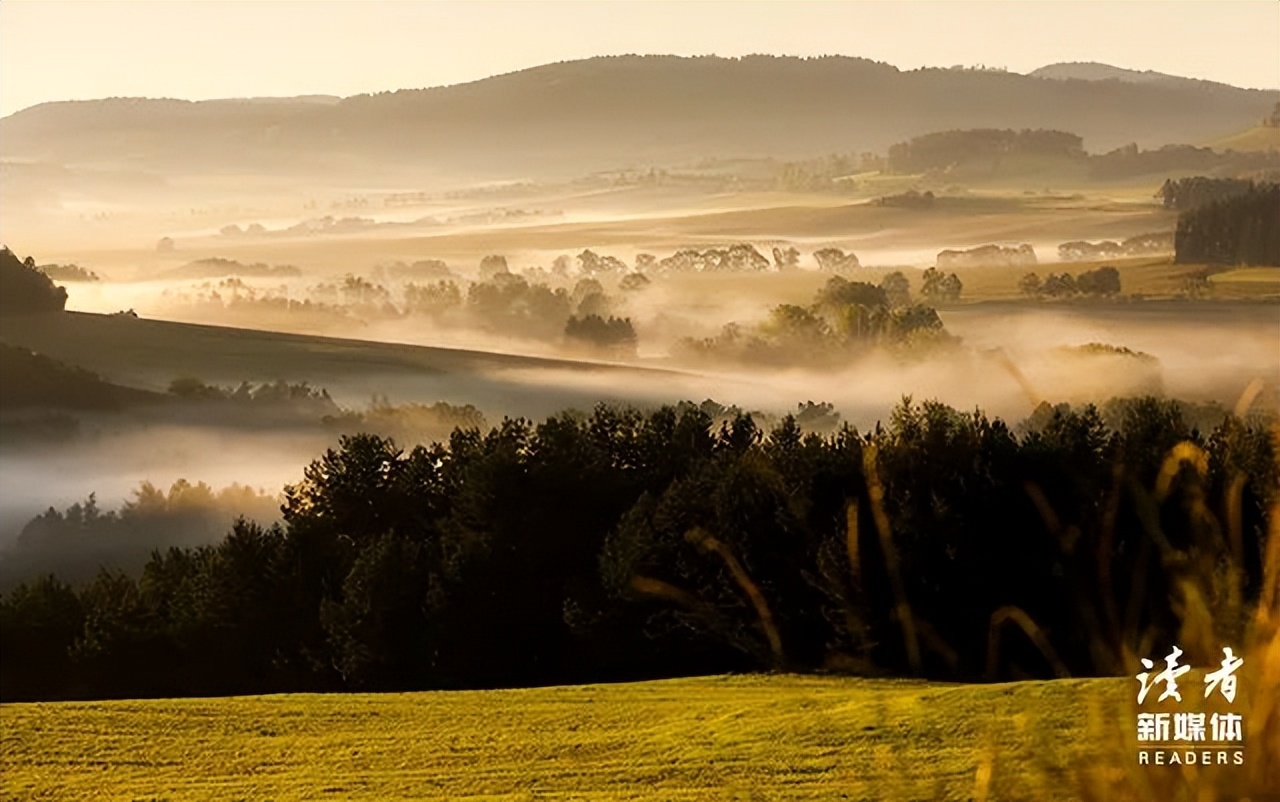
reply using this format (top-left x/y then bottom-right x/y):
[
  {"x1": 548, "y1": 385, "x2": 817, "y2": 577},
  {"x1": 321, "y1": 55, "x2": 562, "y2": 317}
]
[
  {"x1": 986, "y1": 605, "x2": 1072, "y2": 679},
  {"x1": 686, "y1": 526, "x2": 786, "y2": 668},
  {"x1": 862, "y1": 444, "x2": 921, "y2": 674}
]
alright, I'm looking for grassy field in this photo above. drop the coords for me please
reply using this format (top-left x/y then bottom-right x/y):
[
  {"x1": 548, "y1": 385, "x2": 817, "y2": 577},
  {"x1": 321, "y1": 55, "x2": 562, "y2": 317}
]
[
  {"x1": 1209, "y1": 266, "x2": 1280, "y2": 298},
  {"x1": 0, "y1": 673, "x2": 1151, "y2": 802}
]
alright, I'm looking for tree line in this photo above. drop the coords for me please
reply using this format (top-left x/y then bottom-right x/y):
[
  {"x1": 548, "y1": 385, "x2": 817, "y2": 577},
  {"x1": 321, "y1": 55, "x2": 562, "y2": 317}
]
[
  {"x1": 883, "y1": 131, "x2": 1277, "y2": 181},
  {"x1": 1018, "y1": 266, "x2": 1121, "y2": 299},
  {"x1": 2, "y1": 396, "x2": 1272, "y2": 701},
  {"x1": 1158, "y1": 177, "x2": 1264, "y2": 211}
]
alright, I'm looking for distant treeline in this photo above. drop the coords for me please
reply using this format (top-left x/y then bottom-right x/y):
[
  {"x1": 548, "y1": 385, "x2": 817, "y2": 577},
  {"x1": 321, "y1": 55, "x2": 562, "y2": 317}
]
[
  {"x1": 1057, "y1": 232, "x2": 1172, "y2": 262},
  {"x1": 887, "y1": 129, "x2": 1085, "y2": 173},
  {"x1": 884, "y1": 130, "x2": 1278, "y2": 180},
  {"x1": 1018, "y1": 267, "x2": 1122, "y2": 299},
  {"x1": 163, "y1": 243, "x2": 914, "y2": 354},
  {"x1": 1089, "y1": 143, "x2": 1277, "y2": 181},
  {"x1": 163, "y1": 257, "x2": 303, "y2": 280},
  {"x1": 1158, "y1": 177, "x2": 1269, "y2": 211},
  {"x1": 1174, "y1": 183, "x2": 1280, "y2": 266},
  {"x1": 37, "y1": 263, "x2": 100, "y2": 282},
  {"x1": 3, "y1": 396, "x2": 1271, "y2": 701},
  {"x1": 0, "y1": 482, "x2": 282, "y2": 592}
]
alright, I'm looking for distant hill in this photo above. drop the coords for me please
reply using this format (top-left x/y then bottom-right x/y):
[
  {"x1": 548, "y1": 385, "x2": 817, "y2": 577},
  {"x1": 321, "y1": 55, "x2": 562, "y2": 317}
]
[
  {"x1": 1, "y1": 55, "x2": 1276, "y2": 181},
  {"x1": 1028, "y1": 62, "x2": 1253, "y2": 91}
]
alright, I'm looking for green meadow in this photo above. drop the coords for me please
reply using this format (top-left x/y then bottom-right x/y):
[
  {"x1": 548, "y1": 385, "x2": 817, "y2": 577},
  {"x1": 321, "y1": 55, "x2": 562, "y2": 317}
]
[{"x1": 1, "y1": 674, "x2": 1140, "y2": 802}]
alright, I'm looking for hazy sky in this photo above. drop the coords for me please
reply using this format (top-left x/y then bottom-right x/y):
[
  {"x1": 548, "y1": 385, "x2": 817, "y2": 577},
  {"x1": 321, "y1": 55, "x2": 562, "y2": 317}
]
[{"x1": 1, "y1": 1, "x2": 1277, "y2": 117}]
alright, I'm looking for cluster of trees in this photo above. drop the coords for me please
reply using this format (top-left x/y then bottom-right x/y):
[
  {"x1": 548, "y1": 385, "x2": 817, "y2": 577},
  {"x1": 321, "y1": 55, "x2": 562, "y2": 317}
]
[
  {"x1": 655, "y1": 245, "x2": 772, "y2": 273},
  {"x1": 575, "y1": 250, "x2": 630, "y2": 275},
  {"x1": 564, "y1": 314, "x2": 638, "y2": 355},
  {"x1": 676, "y1": 273, "x2": 944, "y2": 366},
  {"x1": 1, "y1": 246, "x2": 67, "y2": 316},
  {"x1": 812, "y1": 248, "x2": 861, "y2": 272},
  {"x1": 219, "y1": 223, "x2": 269, "y2": 238},
  {"x1": 1173, "y1": 183, "x2": 1280, "y2": 266},
  {"x1": 1018, "y1": 266, "x2": 1122, "y2": 299},
  {"x1": 461, "y1": 274, "x2": 576, "y2": 340},
  {"x1": 311, "y1": 275, "x2": 394, "y2": 310},
  {"x1": 402, "y1": 279, "x2": 463, "y2": 317},
  {"x1": 920, "y1": 268, "x2": 963, "y2": 303},
  {"x1": 36, "y1": 263, "x2": 100, "y2": 282},
  {"x1": 1057, "y1": 233, "x2": 1172, "y2": 262},
  {"x1": 167, "y1": 269, "x2": 627, "y2": 348},
  {"x1": 2, "y1": 396, "x2": 1271, "y2": 701},
  {"x1": 166, "y1": 378, "x2": 339, "y2": 416},
  {"x1": 165, "y1": 258, "x2": 302, "y2": 280},
  {"x1": 937, "y1": 244, "x2": 1036, "y2": 269},
  {"x1": 322, "y1": 398, "x2": 486, "y2": 445},
  {"x1": 164, "y1": 280, "x2": 357, "y2": 332},
  {"x1": 887, "y1": 129, "x2": 1085, "y2": 173},
  {"x1": 771, "y1": 247, "x2": 801, "y2": 270}
]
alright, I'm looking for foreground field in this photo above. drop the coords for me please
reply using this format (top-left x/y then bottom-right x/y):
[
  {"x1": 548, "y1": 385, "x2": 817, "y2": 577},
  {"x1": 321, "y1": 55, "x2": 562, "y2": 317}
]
[{"x1": 0, "y1": 674, "x2": 1146, "y2": 801}]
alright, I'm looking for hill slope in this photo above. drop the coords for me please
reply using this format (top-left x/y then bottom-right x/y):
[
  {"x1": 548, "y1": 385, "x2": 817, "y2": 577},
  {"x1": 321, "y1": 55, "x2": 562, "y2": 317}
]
[
  {"x1": 1209, "y1": 125, "x2": 1280, "y2": 153},
  {"x1": 2, "y1": 55, "x2": 1275, "y2": 180},
  {"x1": 0, "y1": 311, "x2": 687, "y2": 417}
]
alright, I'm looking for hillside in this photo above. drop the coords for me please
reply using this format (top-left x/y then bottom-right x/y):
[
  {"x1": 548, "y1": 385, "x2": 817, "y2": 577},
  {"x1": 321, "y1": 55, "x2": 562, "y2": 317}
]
[
  {"x1": 1, "y1": 55, "x2": 1275, "y2": 181},
  {"x1": 0, "y1": 343, "x2": 161, "y2": 411},
  {"x1": 1209, "y1": 125, "x2": 1280, "y2": 153},
  {"x1": 0, "y1": 310, "x2": 685, "y2": 417}
]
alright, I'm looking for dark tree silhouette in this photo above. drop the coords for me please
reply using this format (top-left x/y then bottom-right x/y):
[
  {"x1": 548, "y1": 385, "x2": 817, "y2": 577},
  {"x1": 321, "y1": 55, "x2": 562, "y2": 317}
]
[
  {"x1": 1174, "y1": 184, "x2": 1280, "y2": 266},
  {"x1": 0, "y1": 247, "x2": 68, "y2": 315}
]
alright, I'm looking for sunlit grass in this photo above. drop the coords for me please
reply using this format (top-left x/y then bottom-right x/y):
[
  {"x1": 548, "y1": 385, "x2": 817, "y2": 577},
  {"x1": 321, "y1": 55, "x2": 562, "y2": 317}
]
[{"x1": 2, "y1": 674, "x2": 1135, "y2": 801}]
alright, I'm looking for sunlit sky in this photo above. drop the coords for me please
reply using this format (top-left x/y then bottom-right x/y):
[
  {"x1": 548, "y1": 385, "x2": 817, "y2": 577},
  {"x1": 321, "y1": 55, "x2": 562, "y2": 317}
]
[{"x1": 1, "y1": 1, "x2": 1276, "y2": 117}]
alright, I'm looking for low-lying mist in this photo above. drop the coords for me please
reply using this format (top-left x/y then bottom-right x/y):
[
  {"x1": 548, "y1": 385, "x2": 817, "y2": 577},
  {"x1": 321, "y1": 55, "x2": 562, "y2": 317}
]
[{"x1": 0, "y1": 424, "x2": 317, "y2": 545}]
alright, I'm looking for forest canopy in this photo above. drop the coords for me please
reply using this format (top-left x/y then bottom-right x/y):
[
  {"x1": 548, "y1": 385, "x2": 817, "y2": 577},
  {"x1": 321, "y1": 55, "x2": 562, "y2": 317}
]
[{"x1": 2, "y1": 396, "x2": 1272, "y2": 702}]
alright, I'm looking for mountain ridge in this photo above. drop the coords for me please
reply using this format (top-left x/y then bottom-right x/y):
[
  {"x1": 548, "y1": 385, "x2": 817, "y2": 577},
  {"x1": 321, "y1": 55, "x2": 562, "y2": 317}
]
[{"x1": 2, "y1": 55, "x2": 1274, "y2": 181}]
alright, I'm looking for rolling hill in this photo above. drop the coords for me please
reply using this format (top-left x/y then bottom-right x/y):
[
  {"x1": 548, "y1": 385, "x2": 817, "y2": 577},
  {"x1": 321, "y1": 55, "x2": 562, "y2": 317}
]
[
  {"x1": 0, "y1": 310, "x2": 692, "y2": 418},
  {"x1": 1, "y1": 55, "x2": 1275, "y2": 182}
]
